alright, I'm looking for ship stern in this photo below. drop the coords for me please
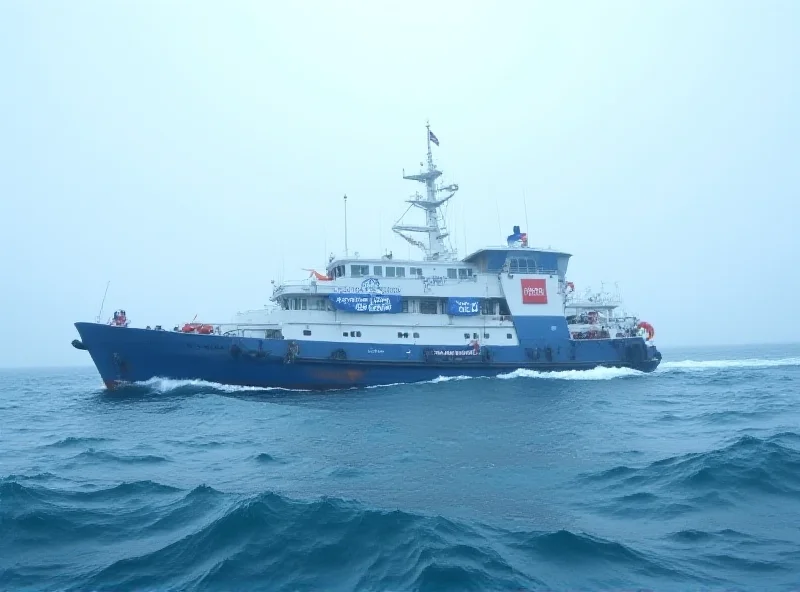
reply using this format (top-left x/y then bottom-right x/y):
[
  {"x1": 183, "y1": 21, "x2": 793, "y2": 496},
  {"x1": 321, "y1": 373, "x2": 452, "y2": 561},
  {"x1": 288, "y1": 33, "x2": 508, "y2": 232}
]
[{"x1": 638, "y1": 343, "x2": 662, "y2": 372}]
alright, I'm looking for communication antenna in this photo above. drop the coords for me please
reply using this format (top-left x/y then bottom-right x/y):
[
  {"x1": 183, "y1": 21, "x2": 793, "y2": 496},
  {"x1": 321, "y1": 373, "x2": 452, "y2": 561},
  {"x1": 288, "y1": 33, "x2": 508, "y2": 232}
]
[
  {"x1": 494, "y1": 194, "x2": 502, "y2": 242},
  {"x1": 96, "y1": 281, "x2": 110, "y2": 323},
  {"x1": 343, "y1": 194, "x2": 349, "y2": 256},
  {"x1": 523, "y1": 188, "x2": 530, "y2": 239}
]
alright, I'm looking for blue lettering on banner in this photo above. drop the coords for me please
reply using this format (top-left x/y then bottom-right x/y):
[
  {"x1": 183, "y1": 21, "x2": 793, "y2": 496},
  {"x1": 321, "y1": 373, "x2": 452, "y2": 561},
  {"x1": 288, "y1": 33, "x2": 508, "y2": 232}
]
[
  {"x1": 446, "y1": 297, "x2": 480, "y2": 316},
  {"x1": 329, "y1": 294, "x2": 402, "y2": 313}
]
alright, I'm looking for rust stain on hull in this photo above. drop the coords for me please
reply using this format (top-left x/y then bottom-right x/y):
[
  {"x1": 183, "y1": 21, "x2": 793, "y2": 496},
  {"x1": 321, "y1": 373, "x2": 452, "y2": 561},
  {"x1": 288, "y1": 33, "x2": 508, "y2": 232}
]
[{"x1": 309, "y1": 368, "x2": 365, "y2": 383}]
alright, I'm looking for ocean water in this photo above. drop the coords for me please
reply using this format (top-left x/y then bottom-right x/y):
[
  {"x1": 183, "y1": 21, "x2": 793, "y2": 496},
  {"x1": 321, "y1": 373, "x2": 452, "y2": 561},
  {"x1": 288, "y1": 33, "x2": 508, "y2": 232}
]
[{"x1": 2, "y1": 344, "x2": 800, "y2": 592}]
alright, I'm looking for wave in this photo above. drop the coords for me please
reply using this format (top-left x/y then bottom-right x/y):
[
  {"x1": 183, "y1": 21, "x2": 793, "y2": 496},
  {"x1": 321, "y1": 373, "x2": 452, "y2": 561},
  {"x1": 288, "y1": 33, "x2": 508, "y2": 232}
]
[
  {"x1": 0, "y1": 481, "x2": 706, "y2": 592},
  {"x1": 71, "y1": 449, "x2": 170, "y2": 465},
  {"x1": 657, "y1": 357, "x2": 800, "y2": 372},
  {"x1": 498, "y1": 366, "x2": 642, "y2": 381},
  {"x1": 581, "y1": 433, "x2": 800, "y2": 513},
  {"x1": 129, "y1": 367, "x2": 644, "y2": 396},
  {"x1": 42, "y1": 436, "x2": 114, "y2": 449},
  {"x1": 106, "y1": 355, "x2": 800, "y2": 397},
  {"x1": 133, "y1": 377, "x2": 298, "y2": 394}
]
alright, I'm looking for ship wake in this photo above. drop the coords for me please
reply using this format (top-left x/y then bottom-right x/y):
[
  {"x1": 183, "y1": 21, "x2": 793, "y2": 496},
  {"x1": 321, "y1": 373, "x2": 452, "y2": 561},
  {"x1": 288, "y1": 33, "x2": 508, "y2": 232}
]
[{"x1": 101, "y1": 356, "x2": 800, "y2": 396}]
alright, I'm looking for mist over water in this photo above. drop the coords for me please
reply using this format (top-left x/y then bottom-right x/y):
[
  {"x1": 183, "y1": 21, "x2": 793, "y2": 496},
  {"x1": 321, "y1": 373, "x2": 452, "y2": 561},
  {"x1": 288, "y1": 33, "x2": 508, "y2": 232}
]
[{"x1": 2, "y1": 343, "x2": 799, "y2": 591}]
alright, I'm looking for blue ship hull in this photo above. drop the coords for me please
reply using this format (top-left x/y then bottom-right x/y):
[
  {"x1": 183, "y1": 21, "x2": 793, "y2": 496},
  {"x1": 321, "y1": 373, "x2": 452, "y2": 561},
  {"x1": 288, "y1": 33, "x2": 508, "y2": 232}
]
[{"x1": 73, "y1": 322, "x2": 662, "y2": 390}]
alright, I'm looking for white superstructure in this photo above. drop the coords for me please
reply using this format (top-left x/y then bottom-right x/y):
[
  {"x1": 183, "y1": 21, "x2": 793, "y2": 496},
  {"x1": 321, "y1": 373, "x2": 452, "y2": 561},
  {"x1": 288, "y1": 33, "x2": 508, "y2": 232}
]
[{"x1": 212, "y1": 123, "x2": 645, "y2": 347}]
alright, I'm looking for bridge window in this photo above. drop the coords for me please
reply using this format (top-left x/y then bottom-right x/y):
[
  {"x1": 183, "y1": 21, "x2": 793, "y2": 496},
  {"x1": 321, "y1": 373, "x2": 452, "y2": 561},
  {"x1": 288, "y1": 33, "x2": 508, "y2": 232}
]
[
  {"x1": 447, "y1": 268, "x2": 457, "y2": 279},
  {"x1": 507, "y1": 333, "x2": 512, "y2": 339},
  {"x1": 350, "y1": 265, "x2": 369, "y2": 277},
  {"x1": 373, "y1": 265, "x2": 382, "y2": 276},
  {"x1": 508, "y1": 257, "x2": 541, "y2": 273},
  {"x1": 413, "y1": 332, "x2": 420, "y2": 338},
  {"x1": 303, "y1": 330, "x2": 312, "y2": 336}
]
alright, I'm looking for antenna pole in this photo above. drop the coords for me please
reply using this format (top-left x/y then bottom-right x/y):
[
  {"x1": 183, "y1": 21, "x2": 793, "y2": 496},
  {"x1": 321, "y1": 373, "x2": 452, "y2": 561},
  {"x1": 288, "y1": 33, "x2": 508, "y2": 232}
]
[
  {"x1": 96, "y1": 280, "x2": 110, "y2": 323},
  {"x1": 343, "y1": 194, "x2": 349, "y2": 256},
  {"x1": 426, "y1": 119, "x2": 432, "y2": 168},
  {"x1": 523, "y1": 188, "x2": 530, "y2": 243}
]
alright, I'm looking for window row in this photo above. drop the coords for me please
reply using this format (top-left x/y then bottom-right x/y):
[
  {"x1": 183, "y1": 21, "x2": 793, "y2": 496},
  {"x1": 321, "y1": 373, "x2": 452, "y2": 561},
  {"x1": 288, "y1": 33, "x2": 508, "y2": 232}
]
[
  {"x1": 465, "y1": 332, "x2": 515, "y2": 339},
  {"x1": 416, "y1": 297, "x2": 511, "y2": 316},
  {"x1": 299, "y1": 329, "x2": 514, "y2": 340},
  {"x1": 508, "y1": 257, "x2": 546, "y2": 273},
  {"x1": 280, "y1": 296, "x2": 510, "y2": 315},
  {"x1": 340, "y1": 265, "x2": 476, "y2": 279}
]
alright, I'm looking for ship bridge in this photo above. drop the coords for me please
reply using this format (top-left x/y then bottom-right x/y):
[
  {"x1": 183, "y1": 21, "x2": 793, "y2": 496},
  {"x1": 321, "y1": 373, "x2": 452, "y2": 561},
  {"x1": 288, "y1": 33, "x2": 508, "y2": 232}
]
[{"x1": 462, "y1": 246, "x2": 571, "y2": 279}]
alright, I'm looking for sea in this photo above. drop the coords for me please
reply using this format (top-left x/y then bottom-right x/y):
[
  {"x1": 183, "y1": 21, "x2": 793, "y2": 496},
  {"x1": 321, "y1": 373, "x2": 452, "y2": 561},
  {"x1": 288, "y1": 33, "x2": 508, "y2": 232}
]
[{"x1": 1, "y1": 343, "x2": 799, "y2": 592}]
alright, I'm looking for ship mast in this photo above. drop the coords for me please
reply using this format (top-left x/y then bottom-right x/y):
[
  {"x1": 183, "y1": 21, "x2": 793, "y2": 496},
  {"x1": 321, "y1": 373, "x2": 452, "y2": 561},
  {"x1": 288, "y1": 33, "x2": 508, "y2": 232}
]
[{"x1": 392, "y1": 121, "x2": 459, "y2": 261}]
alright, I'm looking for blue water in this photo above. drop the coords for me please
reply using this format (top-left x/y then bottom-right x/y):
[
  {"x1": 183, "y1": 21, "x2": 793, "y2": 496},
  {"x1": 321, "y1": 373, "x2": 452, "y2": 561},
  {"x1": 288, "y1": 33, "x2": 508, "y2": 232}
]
[{"x1": 2, "y1": 343, "x2": 800, "y2": 591}]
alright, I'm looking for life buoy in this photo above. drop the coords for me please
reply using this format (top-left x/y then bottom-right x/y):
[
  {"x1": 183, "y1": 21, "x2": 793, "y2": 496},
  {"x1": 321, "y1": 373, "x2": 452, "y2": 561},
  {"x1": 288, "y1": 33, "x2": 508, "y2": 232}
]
[{"x1": 637, "y1": 321, "x2": 655, "y2": 341}]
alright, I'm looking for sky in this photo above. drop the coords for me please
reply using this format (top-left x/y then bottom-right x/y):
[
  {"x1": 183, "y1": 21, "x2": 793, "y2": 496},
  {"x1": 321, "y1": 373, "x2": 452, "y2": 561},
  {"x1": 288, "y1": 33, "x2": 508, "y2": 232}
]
[{"x1": 1, "y1": 0, "x2": 798, "y2": 368}]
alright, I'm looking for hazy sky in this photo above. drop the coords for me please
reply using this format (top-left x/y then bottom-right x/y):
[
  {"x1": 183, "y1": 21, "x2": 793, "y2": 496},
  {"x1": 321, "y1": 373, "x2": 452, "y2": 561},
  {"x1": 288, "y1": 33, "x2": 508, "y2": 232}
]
[{"x1": 1, "y1": 1, "x2": 798, "y2": 368}]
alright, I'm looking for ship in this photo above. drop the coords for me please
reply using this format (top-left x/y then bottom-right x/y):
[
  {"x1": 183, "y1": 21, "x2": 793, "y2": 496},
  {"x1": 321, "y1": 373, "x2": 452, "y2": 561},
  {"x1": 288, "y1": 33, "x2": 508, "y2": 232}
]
[{"x1": 72, "y1": 123, "x2": 662, "y2": 390}]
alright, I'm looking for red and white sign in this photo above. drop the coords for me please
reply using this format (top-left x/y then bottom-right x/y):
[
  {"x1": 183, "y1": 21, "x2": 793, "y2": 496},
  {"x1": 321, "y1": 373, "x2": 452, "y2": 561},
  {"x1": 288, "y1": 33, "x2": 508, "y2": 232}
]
[{"x1": 521, "y1": 278, "x2": 548, "y2": 304}]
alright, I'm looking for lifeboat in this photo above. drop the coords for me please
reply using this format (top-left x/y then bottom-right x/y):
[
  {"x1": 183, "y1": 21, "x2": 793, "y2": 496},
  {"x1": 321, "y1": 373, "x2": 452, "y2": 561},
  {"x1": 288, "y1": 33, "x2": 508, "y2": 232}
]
[
  {"x1": 637, "y1": 321, "x2": 655, "y2": 341},
  {"x1": 181, "y1": 323, "x2": 215, "y2": 334}
]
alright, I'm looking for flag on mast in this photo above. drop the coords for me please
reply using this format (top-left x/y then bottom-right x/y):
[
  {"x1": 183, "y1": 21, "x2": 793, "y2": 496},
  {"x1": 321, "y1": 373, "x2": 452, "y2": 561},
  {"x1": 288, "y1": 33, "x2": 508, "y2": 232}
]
[{"x1": 428, "y1": 129, "x2": 439, "y2": 146}]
